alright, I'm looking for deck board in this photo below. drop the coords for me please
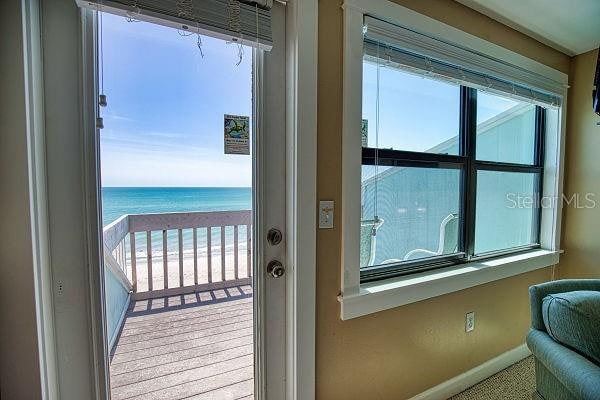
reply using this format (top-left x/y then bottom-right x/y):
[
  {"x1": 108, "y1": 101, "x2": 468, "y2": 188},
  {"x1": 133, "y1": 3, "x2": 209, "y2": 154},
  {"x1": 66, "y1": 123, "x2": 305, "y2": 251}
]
[
  {"x1": 120, "y1": 307, "x2": 253, "y2": 336},
  {"x1": 118, "y1": 315, "x2": 254, "y2": 344},
  {"x1": 115, "y1": 320, "x2": 253, "y2": 353},
  {"x1": 110, "y1": 288, "x2": 254, "y2": 400}
]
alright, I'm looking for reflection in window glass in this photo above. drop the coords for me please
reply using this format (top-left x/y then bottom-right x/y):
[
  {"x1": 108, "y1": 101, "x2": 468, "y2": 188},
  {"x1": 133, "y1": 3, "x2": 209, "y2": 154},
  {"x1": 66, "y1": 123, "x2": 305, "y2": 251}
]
[
  {"x1": 476, "y1": 92, "x2": 536, "y2": 164},
  {"x1": 362, "y1": 61, "x2": 460, "y2": 154},
  {"x1": 360, "y1": 165, "x2": 461, "y2": 267},
  {"x1": 475, "y1": 170, "x2": 537, "y2": 254}
]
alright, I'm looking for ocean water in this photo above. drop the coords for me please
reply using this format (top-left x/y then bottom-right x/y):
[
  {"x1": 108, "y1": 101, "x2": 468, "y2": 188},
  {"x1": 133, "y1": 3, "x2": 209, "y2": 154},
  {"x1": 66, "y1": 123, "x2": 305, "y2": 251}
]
[{"x1": 102, "y1": 187, "x2": 252, "y2": 254}]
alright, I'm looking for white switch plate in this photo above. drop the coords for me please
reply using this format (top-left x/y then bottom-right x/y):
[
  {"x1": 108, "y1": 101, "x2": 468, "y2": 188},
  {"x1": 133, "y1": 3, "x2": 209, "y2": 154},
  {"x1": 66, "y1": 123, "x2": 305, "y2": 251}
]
[
  {"x1": 319, "y1": 200, "x2": 334, "y2": 229},
  {"x1": 466, "y1": 311, "x2": 475, "y2": 332}
]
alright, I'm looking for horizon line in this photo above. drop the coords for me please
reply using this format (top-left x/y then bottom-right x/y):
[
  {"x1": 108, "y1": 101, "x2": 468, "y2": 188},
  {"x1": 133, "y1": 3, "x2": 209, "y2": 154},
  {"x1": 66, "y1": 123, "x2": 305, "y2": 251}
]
[{"x1": 102, "y1": 186, "x2": 252, "y2": 189}]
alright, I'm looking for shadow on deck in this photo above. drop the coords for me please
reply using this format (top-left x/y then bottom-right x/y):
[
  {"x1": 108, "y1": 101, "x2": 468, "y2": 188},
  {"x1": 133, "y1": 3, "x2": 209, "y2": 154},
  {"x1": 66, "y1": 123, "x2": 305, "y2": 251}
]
[{"x1": 109, "y1": 286, "x2": 254, "y2": 400}]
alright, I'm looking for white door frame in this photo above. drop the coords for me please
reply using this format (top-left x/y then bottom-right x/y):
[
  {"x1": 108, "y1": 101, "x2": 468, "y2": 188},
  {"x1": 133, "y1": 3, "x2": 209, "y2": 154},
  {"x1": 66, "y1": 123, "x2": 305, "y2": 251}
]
[
  {"x1": 28, "y1": 0, "x2": 317, "y2": 399},
  {"x1": 81, "y1": 10, "x2": 110, "y2": 399},
  {"x1": 284, "y1": 1, "x2": 318, "y2": 399}
]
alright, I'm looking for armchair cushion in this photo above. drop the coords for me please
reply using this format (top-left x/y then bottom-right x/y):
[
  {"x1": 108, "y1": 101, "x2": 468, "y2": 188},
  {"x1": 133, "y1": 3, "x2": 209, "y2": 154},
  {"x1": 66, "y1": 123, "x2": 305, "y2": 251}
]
[{"x1": 542, "y1": 290, "x2": 600, "y2": 365}]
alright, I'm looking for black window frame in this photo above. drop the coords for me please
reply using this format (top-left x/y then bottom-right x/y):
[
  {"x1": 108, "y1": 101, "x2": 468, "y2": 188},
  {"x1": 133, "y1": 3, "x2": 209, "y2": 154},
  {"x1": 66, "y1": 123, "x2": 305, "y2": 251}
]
[{"x1": 360, "y1": 86, "x2": 546, "y2": 283}]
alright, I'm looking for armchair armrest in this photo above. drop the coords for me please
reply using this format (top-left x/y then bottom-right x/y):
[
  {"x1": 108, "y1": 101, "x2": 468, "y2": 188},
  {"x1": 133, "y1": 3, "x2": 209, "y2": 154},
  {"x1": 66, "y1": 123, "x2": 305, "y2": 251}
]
[{"x1": 529, "y1": 279, "x2": 600, "y2": 331}]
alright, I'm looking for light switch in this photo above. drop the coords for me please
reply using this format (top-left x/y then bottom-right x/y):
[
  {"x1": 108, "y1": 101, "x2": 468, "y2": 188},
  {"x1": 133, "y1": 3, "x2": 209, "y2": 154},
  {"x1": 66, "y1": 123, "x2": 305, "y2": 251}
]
[{"x1": 319, "y1": 200, "x2": 334, "y2": 229}]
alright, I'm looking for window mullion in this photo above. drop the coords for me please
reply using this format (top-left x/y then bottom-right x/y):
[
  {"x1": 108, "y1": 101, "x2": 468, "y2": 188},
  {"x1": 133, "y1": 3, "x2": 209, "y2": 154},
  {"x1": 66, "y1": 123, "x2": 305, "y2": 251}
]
[
  {"x1": 460, "y1": 87, "x2": 477, "y2": 259},
  {"x1": 535, "y1": 106, "x2": 546, "y2": 168},
  {"x1": 361, "y1": 147, "x2": 467, "y2": 169},
  {"x1": 474, "y1": 161, "x2": 543, "y2": 173},
  {"x1": 532, "y1": 106, "x2": 546, "y2": 244}
]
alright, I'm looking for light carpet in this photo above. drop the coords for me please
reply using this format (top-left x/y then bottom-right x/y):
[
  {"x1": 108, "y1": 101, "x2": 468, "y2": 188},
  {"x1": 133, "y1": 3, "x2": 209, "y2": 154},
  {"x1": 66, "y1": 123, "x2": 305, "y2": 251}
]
[{"x1": 449, "y1": 356, "x2": 536, "y2": 400}]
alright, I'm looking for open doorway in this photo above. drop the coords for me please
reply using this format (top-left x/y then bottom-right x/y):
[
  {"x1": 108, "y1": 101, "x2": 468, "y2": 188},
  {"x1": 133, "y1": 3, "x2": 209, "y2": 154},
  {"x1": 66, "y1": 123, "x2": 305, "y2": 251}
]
[{"x1": 98, "y1": 12, "x2": 259, "y2": 399}]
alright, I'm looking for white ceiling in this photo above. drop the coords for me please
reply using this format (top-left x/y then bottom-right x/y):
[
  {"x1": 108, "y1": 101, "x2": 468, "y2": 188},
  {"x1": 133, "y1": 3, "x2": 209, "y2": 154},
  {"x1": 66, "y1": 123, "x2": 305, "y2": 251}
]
[{"x1": 456, "y1": 0, "x2": 600, "y2": 56}]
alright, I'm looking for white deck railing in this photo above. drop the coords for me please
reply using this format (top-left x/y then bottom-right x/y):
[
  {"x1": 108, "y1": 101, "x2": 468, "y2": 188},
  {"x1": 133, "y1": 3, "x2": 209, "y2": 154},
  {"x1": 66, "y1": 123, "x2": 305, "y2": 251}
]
[{"x1": 103, "y1": 210, "x2": 252, "y2": 300}]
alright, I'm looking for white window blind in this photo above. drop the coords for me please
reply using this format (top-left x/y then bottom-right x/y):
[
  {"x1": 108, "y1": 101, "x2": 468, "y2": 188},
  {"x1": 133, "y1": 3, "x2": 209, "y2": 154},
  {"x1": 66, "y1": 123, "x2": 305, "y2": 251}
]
[
  {"x1": 76, "y1": 0, "x2": 274, "y2": 50},
  {"x1": 363, "y1": 15, "x2": 563, "y2": 107}
]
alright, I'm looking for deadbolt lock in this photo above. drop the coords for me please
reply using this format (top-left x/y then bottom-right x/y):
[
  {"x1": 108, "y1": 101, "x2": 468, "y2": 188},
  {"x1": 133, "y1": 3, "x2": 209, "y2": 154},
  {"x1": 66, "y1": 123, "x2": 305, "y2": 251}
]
[{"x1": 267, "y1": 228, "x2": 283, "y2": 245}]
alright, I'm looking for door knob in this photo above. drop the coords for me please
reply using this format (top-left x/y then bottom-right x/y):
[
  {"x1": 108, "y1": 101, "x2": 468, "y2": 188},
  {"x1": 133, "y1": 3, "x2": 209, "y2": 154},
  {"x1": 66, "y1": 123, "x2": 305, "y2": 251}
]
[{"x1": 267, "y1": 260, "x2": 285, "y2": 278}]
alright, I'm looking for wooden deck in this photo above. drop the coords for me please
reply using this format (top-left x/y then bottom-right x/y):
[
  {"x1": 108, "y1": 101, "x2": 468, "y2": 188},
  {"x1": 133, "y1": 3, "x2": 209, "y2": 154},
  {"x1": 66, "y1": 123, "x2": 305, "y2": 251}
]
[{"x1": 110, "y1": 286, "x2": 254, "y2": 400}]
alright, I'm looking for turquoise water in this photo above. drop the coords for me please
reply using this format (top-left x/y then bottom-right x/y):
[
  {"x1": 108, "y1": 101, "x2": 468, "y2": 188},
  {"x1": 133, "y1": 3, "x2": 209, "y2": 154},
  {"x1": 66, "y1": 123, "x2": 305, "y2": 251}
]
[
  {"x1": 102, "y1": 187, "x2": 252, "y2": 226},
  {"x1": 102, "y1": 187, "x2": 252, "y2": 253}
]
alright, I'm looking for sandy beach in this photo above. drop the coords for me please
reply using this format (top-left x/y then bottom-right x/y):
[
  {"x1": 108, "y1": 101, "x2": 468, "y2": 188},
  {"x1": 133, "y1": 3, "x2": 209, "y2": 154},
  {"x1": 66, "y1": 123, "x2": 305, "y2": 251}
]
[{"x1": 119, "y1": 247, "x2": 252, "y2": 293}]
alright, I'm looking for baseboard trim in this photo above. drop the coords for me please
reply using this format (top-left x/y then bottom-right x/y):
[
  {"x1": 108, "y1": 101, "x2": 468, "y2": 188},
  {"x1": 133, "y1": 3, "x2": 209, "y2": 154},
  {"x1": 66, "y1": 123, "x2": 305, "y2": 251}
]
[{"x1": 408, "y1": 344, "x2": 532, "y2": 400}]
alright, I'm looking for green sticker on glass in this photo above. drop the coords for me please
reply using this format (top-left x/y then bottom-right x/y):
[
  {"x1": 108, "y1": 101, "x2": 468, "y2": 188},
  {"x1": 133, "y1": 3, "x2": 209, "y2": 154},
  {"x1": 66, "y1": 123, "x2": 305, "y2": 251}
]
[{"x1": 224, "y1": 114, "x2": 250, "y2": 155}]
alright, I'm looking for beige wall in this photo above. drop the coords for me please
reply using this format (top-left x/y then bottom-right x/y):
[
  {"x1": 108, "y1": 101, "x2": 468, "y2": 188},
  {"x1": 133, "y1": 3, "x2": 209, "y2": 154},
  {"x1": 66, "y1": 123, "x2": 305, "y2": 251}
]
[
  {"x1": 316, "y1": 1, "x2": 570, "y2": 399},
  {"x1": 558, "y1": 49, "x2": 600, "y2": 279},
  {"x1": 0, "y1": 0, "x2": 43, "y2": 398}
]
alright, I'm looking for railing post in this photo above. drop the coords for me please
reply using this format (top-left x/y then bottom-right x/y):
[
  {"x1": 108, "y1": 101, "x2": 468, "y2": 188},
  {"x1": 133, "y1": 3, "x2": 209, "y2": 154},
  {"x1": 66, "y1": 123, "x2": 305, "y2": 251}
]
[
  {"x1": 234, "y1": 225, "x2": 239, "y2": 279},
  {"x1": 207, "y1": 227, "x2": 212, "y2": 283},
  {"x1": 114, "y1": 244, "x2": 119, "y2": 269},
  {"x1": 130, "y1": 232, "x2": 137, "y2": 293},
  {"x1": 193, "y1": 227, "x2": 198, "y2": 286},
  {"x1": 178, "y1": 229, "x2": 184, "y2": 287},
  {"x1": 146, "y1": 231, "x2": 153, "y2": 291},
  {"x1": 115, "y1": 242, "x2": 120, "y2": 268},
  {"x1": 220, "y1": 226, "x2": 226, "y2": 281},
  {"x1": 162, "y1": 230, "x2": 168, "y2": 290},
  {"x1": 121, "y1": 240, "x2": 126, "y2": 271}
]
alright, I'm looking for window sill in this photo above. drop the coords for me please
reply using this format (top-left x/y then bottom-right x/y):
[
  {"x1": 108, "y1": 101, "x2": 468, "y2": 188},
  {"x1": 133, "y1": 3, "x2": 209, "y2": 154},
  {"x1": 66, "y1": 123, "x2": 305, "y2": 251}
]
[{"x1": 338, "y1": 249, "x2": 560, "y2": 320}]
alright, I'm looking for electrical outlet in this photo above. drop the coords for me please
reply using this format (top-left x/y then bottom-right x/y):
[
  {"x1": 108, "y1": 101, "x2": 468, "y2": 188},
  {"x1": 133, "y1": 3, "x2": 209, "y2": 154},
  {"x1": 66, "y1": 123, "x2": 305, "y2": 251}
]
[{"x1": 466, "y1": 311, "x2": 475, "y2": 332}]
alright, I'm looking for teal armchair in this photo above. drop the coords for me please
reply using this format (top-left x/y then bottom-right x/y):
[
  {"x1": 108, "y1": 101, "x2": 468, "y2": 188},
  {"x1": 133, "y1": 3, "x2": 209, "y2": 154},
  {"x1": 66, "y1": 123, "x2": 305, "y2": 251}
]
[{"x1": 527, "y1": 279, "x2": 600, "y2": 400}]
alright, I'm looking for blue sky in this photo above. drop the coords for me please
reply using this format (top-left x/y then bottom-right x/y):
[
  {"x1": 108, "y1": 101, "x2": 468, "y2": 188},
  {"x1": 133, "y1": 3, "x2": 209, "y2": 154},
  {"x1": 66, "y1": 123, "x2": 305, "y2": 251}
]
[
  {"x1": 100, "y1": 13, "x2": 519, "y2": 187},
  {"x1": 362, "y1": 61, "x2": 520, "y2": 152},
  {"x1": 100, "y1": 13, "x2": 252, "y2": 187}
]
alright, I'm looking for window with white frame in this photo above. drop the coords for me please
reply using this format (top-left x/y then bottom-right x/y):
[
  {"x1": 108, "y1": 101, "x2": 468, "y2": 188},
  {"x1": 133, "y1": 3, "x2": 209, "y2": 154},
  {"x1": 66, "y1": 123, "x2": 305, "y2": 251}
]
[{"x1": 357, "y1": 16, "x2": 561, "y2": 283}]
